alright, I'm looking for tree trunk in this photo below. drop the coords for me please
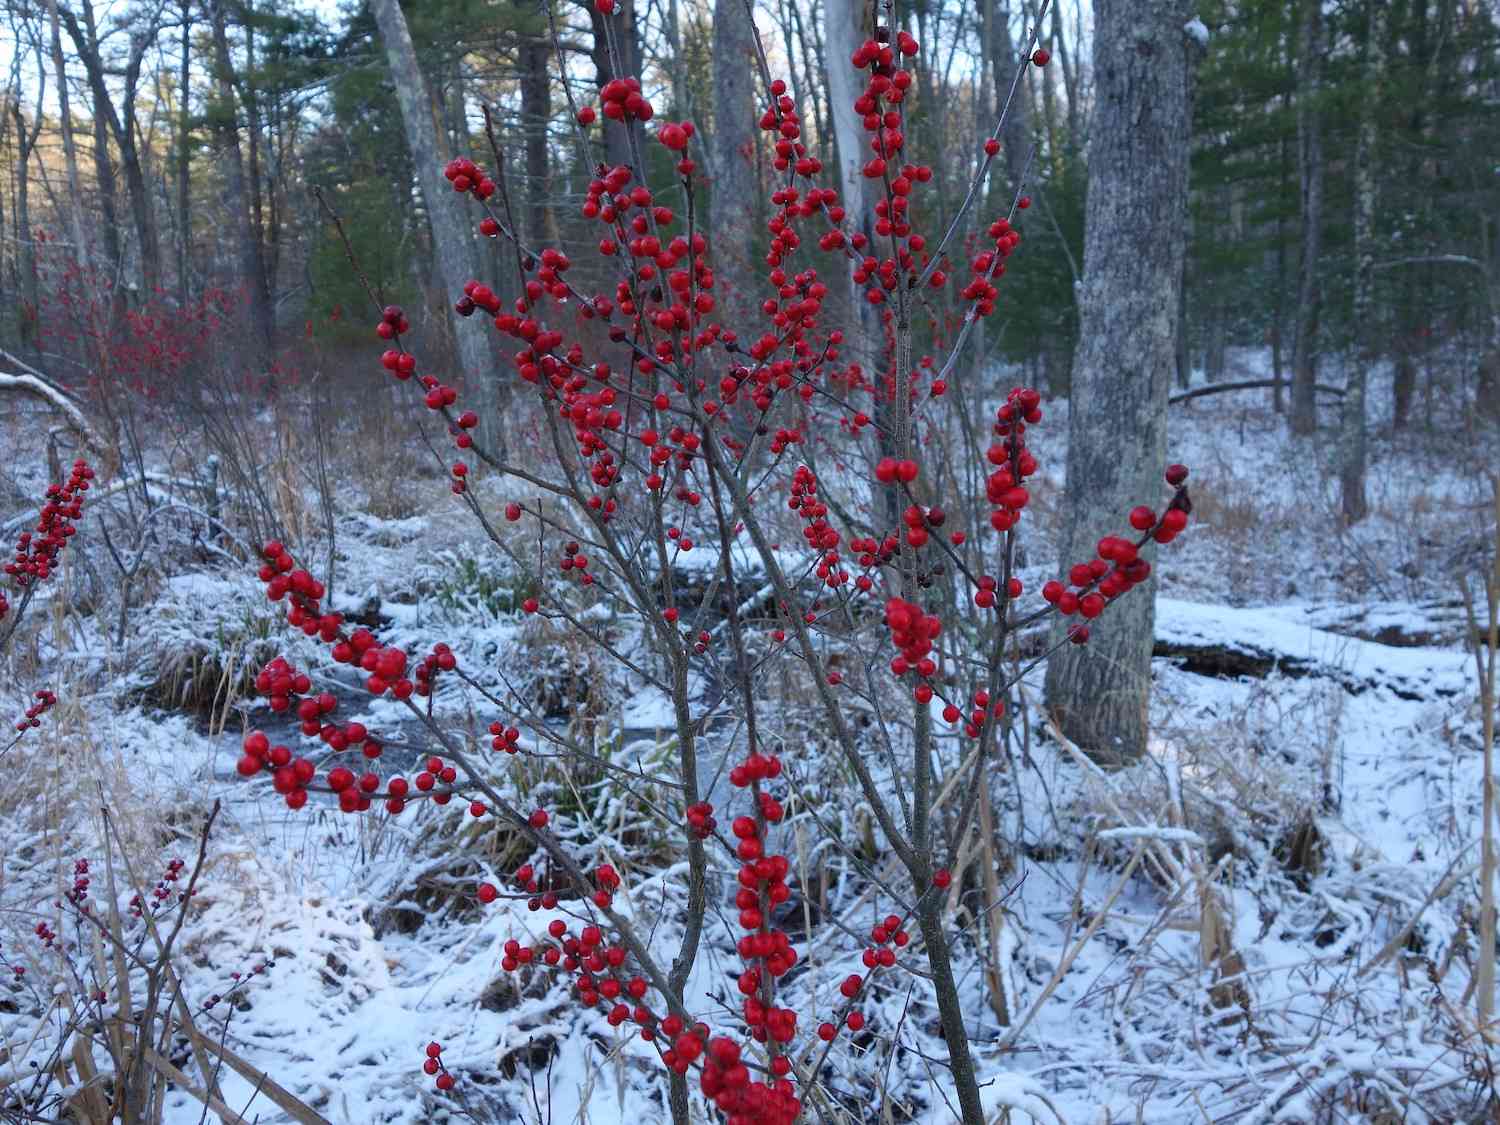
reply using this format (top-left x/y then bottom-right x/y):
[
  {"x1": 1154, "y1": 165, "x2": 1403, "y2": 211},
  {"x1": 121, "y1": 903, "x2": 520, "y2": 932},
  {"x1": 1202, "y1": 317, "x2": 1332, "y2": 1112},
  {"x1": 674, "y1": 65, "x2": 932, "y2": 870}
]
[
  {"x1": 1176, "y1": 261, "x2": 1191, "y2": 389},
  {"x1": 711, "y1": 0, "x2": 759, "y2": 324},
  {"x1": 1339, "y1": 5, "x2": 1378, "y2": 523},
  {"x1": 519, "y1": 5, "x2": 555, "y2": 246},
  {"x1": 1044, "y1": 0, "x2": 1198, "y2": 766},
  {"x1": 371, "y1": 0, "x2": 505, "y2": 457},
  {"x1": 586, "y1": 0, "x2": 640, "y2": 172},
  {"x1": 1272, "y1": 121, "x2": 1289, "y2": 413},
  {"x1": 208, "y1": 0, "x2": 274, "y2": 367},
  {"x1": 10, "y1": 99, "x2": 43, "y2": 349},
  {"x1": 177, "y1": 0, "x2": 193, "y2": 304},
  {"x1": 66, "y1": 0, "x2": 162, "y2": 294},
  {"x1": 989, "y1": 1, "x2": 1034, "y2": 192},
  {"x1": 45, "y1": 0, "x2": 91, "y2": 274},
  {"x1": 1289, "y1": 0, "x2": 1323, "y2": 436},
  {"x1": 787, "y1": 0, "x2": 828, "y2": 171}
]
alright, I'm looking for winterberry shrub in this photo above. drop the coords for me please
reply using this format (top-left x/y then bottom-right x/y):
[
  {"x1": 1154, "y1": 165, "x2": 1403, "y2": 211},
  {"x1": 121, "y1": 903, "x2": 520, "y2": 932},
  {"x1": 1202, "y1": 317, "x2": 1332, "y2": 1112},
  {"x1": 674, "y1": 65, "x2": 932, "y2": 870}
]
[{"x1": 244, "y1": 5, "x2": 1192, "y2": 1123}]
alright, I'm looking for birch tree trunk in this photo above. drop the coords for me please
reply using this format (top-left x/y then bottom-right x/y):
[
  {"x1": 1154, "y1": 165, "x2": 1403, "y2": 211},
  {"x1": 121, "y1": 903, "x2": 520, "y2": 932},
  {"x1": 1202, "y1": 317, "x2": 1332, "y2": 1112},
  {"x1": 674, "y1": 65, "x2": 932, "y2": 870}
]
[
  {"x1": 1339, "y1": 5, "x2": 1379, "y2": 523},
  {"x1": 1289, "y1": 0, "x2": 1324, "y2": 436},
  {"x1": 1044, "y1": 0, "x2": 1199, "y2": 766},
  {"x1": 371, "y1": 0, "x2": 504, "y2": 458}
]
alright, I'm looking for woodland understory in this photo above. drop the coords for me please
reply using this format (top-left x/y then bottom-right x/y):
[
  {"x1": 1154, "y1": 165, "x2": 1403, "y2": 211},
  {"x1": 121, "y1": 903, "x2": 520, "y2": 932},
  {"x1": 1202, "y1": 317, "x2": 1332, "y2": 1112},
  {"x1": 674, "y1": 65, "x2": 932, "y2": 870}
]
[
  {"x1": 1, "y1": 0, "x2": 1499, "y2": 1122},
  {"x1": 0, "y1": 350, "x2": 1497, "y2": 1124}
]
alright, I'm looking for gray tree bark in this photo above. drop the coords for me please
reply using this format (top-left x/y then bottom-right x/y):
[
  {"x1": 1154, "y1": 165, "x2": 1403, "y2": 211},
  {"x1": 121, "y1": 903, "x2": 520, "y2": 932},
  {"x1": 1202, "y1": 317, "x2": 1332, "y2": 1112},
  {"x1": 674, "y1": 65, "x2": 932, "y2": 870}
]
[
  {"x1": 63, "y1": 0, "x2": 163, "y2": 295},
  {"x1": 177, "y1": 0, "x2": 193, "y2": 304},
  {"x1": 371, "y1": 0, "x2": 504, "y2": 458},
  {"x1": 585, "y1": 0, "x2": 640, "y2": 172},
  {"x1": 208, "y1": 0, "x2": 274, "y2": 368},
  {"x1": 9, "y1": 95, "x2": 43, "y2": 349},
  {"x1": 518, "y1": 1, "x2": 555, "y2": 247},
  {"x1": 710, "y1": 0, "x2": 759, "y2": 324},
  {"x1": 1289, "y1": 0, "x2": 1324, "y2": 436},
  {"x1": 1044, "y1": 0, "x2": 1198, "y2": 766},
  {"x1": 45, "y1": 0, "x2": 90, "y2": 275},
  {"x1": 1339, "y1": 5, "x2": 1379, "y2": 523},
  {"x1": 988, "y1": 1, "x2": 1034, "y2": 193},
  {"x1": 823, "y1": 0, "x2": 882, "y2": 362}
]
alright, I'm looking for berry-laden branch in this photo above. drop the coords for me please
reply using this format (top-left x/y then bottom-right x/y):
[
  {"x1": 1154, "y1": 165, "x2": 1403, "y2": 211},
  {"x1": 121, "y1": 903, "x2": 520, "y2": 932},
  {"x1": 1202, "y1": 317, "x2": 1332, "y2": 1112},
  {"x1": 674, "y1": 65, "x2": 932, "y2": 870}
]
[
  {"x1": 270, "y1": 4, "x2": 1198, "y2": 1123},
  {"x1": 1, "y1": 458, "x2": 94, "y2": 660}
]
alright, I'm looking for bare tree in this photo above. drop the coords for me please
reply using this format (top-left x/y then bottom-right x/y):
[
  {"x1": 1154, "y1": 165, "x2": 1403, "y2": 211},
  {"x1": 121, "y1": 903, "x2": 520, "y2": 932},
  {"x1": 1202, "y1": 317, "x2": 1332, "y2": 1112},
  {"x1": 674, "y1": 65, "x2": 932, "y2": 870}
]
[
  {"x1": 1044, "y1": 0, "x2": 1199, "y2": 765},
  {"x1": 7, "y1": 65, "x2": 45, "y2": 349},
  {"x1": 39, "y1": 0, "x2": 91, "y2": 275},
  {"x1": 207, "y1": 0, "x2": 274, "y2": 365},
  {"x1": 60, "y1": 0, "x2": 166, "y2": 295},
  {"x1": 370, "y1": 0, "x2": 504, "y2": 457}
]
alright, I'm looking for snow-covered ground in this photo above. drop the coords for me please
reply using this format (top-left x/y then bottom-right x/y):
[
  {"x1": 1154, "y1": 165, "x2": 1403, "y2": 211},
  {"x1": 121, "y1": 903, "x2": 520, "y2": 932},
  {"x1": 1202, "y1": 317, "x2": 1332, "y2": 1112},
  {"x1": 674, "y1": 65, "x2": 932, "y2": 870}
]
[{"x1": 1, "y1": 351, "x2": 1495, "y2": 1123}]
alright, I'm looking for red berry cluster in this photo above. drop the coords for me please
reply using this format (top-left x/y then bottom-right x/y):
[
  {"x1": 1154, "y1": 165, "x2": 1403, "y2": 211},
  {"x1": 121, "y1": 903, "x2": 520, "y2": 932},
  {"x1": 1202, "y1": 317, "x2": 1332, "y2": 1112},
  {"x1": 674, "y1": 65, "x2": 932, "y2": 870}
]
[
  {"x1": 487, "y1": 719, "x2": 522, "y2": 753},
  {"x1": 252, "y1": 655, "x2": 311, "y2": 713},
  {"x1": 884, "y1": 598, "x2": 941, "y2": 705},
  {"x1": 938, "y1": 689, "x2": 1005, "y2": 738},
  {"x1": 656, "y1": 119, "x2": 694, "y2": 152},
  {"x1": 1040, "y1": 464, "x2": 1192, "y2": 643},
  {"x1": 960, "y1": 217, "x2": 1022, "y2": 315},
  {"x1": 789, "y1": 468, "x2": 847, "y2": 589},
  {"x1": 14, "y1": 689, "x2": 57, "y2": 733},
  {"x1": 556, "y1": 540, "x2": 594, "y2": 586},
  {"x1": 66, "y1": 858, "x2": 90, "y2": 909},
  {"x1": 597, "y1": 75, "x2": 655, "y2": 123},
  {"x1": 413, "y1": 755, "x2": 458, "y2": 806},
  {"x1": 984, "y1": 388, "x2": 1042, "y2": 532},
  {"x1": 699, "y1": 1034, "x2": 800, "y2": 1124},
  {"x1": 2, "y1": 459, "x2": 93, "y2": 609},
  {"x1": 258, "y1": 541, "x2": 417, "y2": 700},
  {"x1": 873, "y1": 457, "x2": 920, "y2": 485},
  {"x1": 685, "y1": 800, "x2": 717, "y2": 839},
  {"x1": 199, "y1": 957, "x2": 272, "y2": 1012},
  {"x1": 813, "y1": 914, "x2": 910, "y2": 1043},
  {"x1": 413, "y1": 643, "x2": 457, "y2": 696},
  {"x1": 442, "y1": 156, "x2": 496, "y2": 200},
  {"x1": 129, "y1": 857, "x2": 186, "y2": 918},
  {"x1": 373, "y1": 303, "x2": 409, "y2": 341},
  {"x1": 423, "y1": 1041, "x2": 456, "y2": 1091},
  {"x1": 236, "y1": 731, "x2": 309, "y2": 808}
]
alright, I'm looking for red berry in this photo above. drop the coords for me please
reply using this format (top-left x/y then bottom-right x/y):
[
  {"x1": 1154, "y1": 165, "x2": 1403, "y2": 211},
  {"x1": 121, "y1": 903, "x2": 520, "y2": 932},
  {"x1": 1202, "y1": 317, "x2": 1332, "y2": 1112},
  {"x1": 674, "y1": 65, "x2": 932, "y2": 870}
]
[{"x1": 1032, "y1": 48, "x2": 1051, "y2": 66}]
